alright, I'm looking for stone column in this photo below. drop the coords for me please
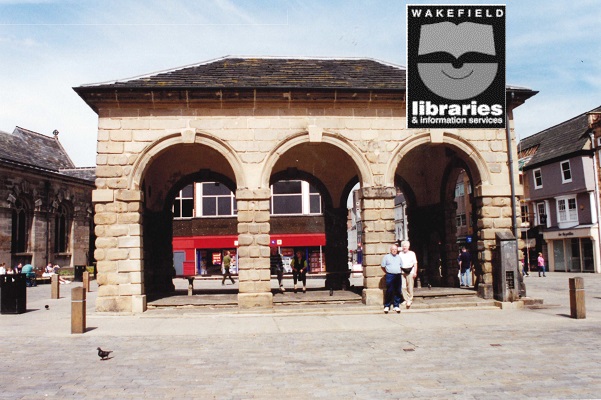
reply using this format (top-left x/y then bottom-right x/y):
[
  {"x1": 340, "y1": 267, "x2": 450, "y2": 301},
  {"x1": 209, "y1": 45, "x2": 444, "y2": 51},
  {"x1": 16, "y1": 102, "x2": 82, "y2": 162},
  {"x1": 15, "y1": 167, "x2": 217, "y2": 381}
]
[
  {"x1": 360, "y1": 186, "x2": 396, "y2": 306},
  {"x1": 236, "y1": 188, "x2": 272, "y2": 308},
  {"x1": 93, "y1": 189, "x2": 145, "y2": 313},
  {"x1": 476, "y1": 195, "x2": 514, "y2": 299}
]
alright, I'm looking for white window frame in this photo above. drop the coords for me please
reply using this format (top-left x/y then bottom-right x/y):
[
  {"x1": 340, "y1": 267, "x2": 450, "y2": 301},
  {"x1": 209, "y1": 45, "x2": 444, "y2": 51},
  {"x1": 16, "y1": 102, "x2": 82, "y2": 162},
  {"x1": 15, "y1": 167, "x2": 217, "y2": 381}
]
[
  {"x1": 536, "y1": 202, "x2": 547, "y2": 226},
  {"x1": 271, "y1": 180, "x2": 322, "y2": 216},
  {"x1": 556, "y1": 195, "x2": 578, "y2": 226},
  {"x1": 173, "y1": 184, "x2": 195, "y2": 219},
  {"x1": 196, "y1": 182, "x2": 237, "y2": 218},
  {"x1": 560, "y1": 160, "x2": 572, "y2": 184},
  {"x1": 533, "y1": 168, "x2": 543, "y2": 189}
]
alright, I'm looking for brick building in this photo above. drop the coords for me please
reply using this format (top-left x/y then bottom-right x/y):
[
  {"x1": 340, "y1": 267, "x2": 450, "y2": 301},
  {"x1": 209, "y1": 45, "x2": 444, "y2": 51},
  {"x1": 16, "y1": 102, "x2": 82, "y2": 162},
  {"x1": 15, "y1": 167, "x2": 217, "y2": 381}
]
[{"x1": 74, "y1": 56, "x2": 536, "y2": 312}]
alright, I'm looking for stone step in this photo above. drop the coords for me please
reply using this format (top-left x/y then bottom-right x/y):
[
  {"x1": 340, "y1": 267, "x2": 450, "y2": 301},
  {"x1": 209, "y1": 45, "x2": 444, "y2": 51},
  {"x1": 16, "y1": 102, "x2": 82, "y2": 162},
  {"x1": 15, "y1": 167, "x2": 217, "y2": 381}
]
[{"x1": 147, "y1": 286, "x2": 508, "y2": 314}]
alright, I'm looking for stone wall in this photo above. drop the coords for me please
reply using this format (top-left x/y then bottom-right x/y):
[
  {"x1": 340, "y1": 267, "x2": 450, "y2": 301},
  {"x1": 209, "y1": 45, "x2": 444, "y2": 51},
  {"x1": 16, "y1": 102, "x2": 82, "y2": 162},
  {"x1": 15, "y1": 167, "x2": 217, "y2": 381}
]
[
  {"x1": 91, "y1": 100, "x2": 519, "y2": 312},
  {"x1": 0, "y1": 166, "x2": 93, "y2": 269}
]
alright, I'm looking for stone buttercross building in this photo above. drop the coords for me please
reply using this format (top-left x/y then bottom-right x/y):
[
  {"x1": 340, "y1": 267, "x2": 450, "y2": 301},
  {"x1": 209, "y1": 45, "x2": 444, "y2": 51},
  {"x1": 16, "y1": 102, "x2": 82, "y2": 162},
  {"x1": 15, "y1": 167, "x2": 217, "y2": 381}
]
[{"x1": 74, "y1": 57, "x2": 536, "y2": 313}]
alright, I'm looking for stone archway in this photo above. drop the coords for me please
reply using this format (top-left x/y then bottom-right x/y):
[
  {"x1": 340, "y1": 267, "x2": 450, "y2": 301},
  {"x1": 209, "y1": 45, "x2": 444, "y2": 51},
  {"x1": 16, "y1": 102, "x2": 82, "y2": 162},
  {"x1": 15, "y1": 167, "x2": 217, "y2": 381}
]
[
  {"x1": 382, "y1": 131, "x2": 511, "y2": 298},
  {"x1": 94, "y1": 131, "x2": 243, "y2": 312},
  {"x1": 260, "y1": 133, "x2": 373, "y2": 293}
]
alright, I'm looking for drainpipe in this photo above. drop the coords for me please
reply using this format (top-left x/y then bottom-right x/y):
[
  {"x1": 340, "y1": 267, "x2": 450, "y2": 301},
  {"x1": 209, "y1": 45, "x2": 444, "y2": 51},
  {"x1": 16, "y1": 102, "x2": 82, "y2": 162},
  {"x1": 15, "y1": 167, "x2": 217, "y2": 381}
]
[
  {"x1": 589, "y1": 131, "x2": 601, "y2": 273},
  {"x1": 506, "y1": 94, "x2": 523, "y2": 296}
]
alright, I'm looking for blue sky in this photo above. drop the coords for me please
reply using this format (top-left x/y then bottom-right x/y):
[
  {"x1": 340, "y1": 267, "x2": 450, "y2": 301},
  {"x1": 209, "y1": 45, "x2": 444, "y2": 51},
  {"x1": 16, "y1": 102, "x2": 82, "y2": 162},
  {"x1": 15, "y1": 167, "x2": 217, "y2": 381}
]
[{"x1": 0, "y1": 0, "x2": 599, "y2": 166}]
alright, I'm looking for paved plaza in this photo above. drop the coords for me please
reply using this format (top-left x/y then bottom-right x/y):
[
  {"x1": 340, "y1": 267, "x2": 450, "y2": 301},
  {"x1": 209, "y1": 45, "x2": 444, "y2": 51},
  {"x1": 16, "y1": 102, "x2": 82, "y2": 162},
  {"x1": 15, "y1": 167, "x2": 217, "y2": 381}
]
[{"x1": 1, "y1": 273, "x2": 600, "y2": 399}]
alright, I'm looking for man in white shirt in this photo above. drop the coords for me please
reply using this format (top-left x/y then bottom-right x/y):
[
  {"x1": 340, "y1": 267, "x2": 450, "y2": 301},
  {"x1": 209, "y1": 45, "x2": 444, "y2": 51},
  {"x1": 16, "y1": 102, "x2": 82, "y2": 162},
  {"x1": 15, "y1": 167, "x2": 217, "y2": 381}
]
[{"x1": 399, "y1": 240, "x2": 418, "y2": 309}]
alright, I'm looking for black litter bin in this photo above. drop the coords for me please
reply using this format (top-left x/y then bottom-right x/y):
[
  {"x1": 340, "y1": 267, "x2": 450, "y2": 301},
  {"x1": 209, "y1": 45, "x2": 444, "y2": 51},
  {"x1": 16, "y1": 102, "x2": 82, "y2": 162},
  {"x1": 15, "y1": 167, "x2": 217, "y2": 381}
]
[
  {"x1": 0, "y1": 274, "x2": 27, "y2": 314},
  {"x1": 74, "y1": 265, "x2": 86, "y2": 282}
]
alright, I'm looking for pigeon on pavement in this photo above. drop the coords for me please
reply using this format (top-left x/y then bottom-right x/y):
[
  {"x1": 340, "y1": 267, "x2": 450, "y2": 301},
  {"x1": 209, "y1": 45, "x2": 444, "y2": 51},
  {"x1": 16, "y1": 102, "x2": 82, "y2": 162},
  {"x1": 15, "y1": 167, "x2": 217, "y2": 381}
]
[{"x1": 97, "y1": 347, "x2": 113, "y2": 360}]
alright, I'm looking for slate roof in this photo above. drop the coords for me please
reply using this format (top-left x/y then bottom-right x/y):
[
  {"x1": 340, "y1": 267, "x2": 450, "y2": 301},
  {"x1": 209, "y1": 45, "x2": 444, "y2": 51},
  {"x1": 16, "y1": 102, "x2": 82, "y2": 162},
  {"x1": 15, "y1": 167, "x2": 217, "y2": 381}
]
[
  {"x1": 519, "y1": 105, "x2": 601, "y2": 169},
  {"x1": 78, "y1": 56, "x2": 406, "y2": 90},
  {"x1": 58, "y1": 167, "x2": 96, "y2": 182},
  {"x1": 0, "y1": 127, "x2": 95, "y2": 182}
]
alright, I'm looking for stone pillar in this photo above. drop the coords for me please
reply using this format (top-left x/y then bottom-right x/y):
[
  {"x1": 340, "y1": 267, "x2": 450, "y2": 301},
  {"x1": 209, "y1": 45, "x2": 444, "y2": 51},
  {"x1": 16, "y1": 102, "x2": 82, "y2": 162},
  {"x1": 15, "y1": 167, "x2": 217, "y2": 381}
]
[
  {"x1": 93, "y1": 188, "x2": 145, "y2": 313},
  {"x1": 236, "y1": 189, "x2": 272, "y2": 308},
  {"x1": 476, "y1": 195, "x2": 514, "y2": 299},
  {"x1": 323, "y1": 206, "x2": 350, "y2": 289},
  {"x1": 359, "y1": 186, "x2": 396, "y2": 306}
]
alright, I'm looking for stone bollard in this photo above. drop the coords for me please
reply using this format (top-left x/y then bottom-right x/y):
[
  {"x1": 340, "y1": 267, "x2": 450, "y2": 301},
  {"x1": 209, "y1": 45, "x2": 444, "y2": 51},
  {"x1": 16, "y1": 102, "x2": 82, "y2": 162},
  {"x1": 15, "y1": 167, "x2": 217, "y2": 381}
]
[
  {"x1": 51, "y1": 274, "x2": 60, "y2": 299},
  {"x1": 71, "y1": 287, "x2": 86, "y2": 334},
  {"x1": 82, "y1": 271, "x2": 90, "y2": 292},
  {"x1": 187, "y1": 276, "x2": 195, "y2": 296},
  {"x1": 569, "y1": 277, "x2": 586, "y2": 319}
]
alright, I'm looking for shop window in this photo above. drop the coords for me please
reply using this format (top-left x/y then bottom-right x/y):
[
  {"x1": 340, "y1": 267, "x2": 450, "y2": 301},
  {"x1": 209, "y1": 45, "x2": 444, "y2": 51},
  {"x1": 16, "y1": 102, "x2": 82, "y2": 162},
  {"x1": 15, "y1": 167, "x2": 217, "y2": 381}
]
[
  {"x1": 54, "y1": 204, "x2": 71, "y2": 253},
  {"x1": 533, "y1": 168, "x2": 543, "y2": 189},
  {"x1": 11, "y1": 199, "x2": 28, "y2": 253},
  {"x1": 173, "y1": 184, "x2": 194, "y2": 219},
  {"x1": 560, "y1": 161, "x2": 572, "y2": 183}
]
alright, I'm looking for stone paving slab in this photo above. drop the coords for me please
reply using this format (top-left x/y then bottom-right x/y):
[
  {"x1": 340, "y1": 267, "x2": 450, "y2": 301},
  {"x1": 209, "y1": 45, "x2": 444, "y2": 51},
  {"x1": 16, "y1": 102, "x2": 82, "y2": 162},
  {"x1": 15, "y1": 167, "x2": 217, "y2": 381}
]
[{"x1": 1, "y1": 272, "x2": 600, "y2": 399}]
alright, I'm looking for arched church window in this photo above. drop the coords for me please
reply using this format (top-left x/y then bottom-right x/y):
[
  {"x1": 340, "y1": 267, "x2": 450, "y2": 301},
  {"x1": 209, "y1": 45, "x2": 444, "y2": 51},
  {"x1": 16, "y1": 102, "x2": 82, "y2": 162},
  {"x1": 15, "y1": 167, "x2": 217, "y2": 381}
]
[
  {"x1": 54, "y1": 203, "x2": 71, "y2": 253},
  {"x1": 11, "y1": 199, "x2": 29, "y2": 253}
]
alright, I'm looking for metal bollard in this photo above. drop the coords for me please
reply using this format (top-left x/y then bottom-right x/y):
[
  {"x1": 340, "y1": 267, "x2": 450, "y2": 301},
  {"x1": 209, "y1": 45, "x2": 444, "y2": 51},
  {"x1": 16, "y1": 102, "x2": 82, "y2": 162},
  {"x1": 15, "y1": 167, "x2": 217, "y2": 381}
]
[
  {"x1": 71, "y1": 287, "x2": 86, "y2": 334},
  {"x1": 82, "y1": 271, "x2": 90, "y2": 292},
  {"x1": 569, "y1": 277, "x2": 586, "y2": 319},
  {"x1": 51, "y1": 274, "x2": 60, "y2": 299}
]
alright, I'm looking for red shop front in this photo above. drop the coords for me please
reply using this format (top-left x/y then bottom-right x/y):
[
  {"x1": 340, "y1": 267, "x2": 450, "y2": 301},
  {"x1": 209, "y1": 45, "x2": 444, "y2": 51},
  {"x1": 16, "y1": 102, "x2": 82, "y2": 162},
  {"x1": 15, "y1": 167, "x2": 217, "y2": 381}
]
[{"x1": 172, "y1": 233, "x2": 326, "y2": 276}]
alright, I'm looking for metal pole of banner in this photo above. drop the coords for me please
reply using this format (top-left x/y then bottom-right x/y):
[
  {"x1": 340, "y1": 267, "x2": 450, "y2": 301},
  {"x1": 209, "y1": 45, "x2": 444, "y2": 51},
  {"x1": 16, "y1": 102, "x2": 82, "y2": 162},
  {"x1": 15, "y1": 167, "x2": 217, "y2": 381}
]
[{"x1": 505, "y1": 93, "x2": 524, "y2": 296}]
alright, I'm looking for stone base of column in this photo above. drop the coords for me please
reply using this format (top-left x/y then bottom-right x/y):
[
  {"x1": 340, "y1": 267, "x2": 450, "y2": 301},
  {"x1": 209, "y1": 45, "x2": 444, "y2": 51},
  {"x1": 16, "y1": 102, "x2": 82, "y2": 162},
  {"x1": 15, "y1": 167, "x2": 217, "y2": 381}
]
[
  {"x1": 238, "y1": 292, "x2": 273, "y2": 309},
  {"x1": 95, "y1": 296, "x2": 132, "y2": 313},
  {"x1": 478, "y1": 283, "x2": 493, "y2": 299},
  {"x1": 132, "y1": 294, "x2": 147, "y2": 313},
  {"x1": 362, "y1": 288, "x2": 384, "y2": 306}
]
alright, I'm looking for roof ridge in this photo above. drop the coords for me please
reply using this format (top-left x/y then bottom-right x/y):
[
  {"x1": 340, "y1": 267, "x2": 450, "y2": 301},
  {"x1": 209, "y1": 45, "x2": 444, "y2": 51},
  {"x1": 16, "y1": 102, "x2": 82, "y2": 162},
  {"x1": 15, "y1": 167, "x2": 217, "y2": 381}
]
[
  {"x1": 526, "y1": 104, "x2": 601, "y2": 138},
  {"x1": 59, "y1": 166, "x2": 96, "y2": 171},
  {"x1": 77, "y1": 55, "x2": 407, "y2": 87}
]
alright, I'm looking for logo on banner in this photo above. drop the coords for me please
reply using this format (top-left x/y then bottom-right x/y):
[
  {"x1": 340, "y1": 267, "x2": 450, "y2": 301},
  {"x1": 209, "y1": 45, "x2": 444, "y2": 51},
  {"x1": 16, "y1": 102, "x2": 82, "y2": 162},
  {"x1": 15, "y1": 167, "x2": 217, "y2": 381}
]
[{"x1": 407, "y1": 5, "x2": 506, "y2": 129}]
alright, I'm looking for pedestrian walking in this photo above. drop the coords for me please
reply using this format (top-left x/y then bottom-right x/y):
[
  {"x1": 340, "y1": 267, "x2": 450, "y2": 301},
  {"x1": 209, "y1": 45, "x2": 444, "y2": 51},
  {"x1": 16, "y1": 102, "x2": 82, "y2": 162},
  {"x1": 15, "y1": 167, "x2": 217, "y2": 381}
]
[
  {"x1": 221, "y1": 250, "x2": 236, "y2": 285},
  {"x1": 458, "y1": 246, "x2": 472, "y2": 287},
  {"x1": 270, "y1": 246, "x2": 285, "y2": 293},
  {"x1": 537, "y1": 252, "x2": 546, "y2": 277}
]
